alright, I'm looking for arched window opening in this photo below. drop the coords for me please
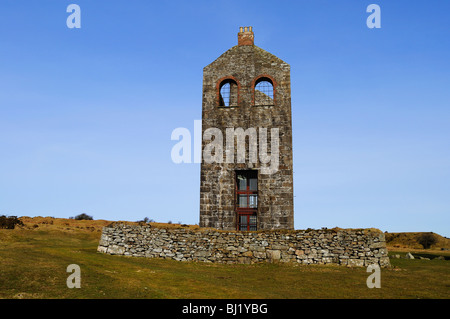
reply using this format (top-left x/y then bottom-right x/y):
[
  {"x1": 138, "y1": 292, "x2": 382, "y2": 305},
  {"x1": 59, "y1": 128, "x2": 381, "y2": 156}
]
[
  {"x1": 254, "y1": 78, "x2": 274, "y2": 106},
  {"x1": 219, "y1": 79, "x2": 238, "y2": 107}
]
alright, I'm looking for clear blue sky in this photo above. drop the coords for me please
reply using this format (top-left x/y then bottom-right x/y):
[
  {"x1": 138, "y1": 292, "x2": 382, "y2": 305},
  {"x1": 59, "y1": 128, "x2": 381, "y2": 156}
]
[{"x1": 1, "y1": 1, "x2": 449, "y2": 237}]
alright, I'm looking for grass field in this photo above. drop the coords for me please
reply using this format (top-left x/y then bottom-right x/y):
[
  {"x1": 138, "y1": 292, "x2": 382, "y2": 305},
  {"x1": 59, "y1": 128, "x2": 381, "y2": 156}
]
[{"x1": 0, "y1": 217, "x2": 449, "y2": 299}]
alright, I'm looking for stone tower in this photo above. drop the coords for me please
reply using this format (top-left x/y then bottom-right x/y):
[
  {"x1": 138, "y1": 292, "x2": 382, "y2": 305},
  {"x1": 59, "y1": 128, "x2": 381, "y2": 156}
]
[{"x1": 199, "y1": 27, "x2": 294, "y2": 231}]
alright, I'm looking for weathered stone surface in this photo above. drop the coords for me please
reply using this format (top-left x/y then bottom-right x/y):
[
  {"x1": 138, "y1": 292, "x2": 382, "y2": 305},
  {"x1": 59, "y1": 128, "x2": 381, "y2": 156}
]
[
  {"x1": 369, "y1": 242, "x2": 385, "y2": 249},
  {"x1": 295, "y1": 249, "x2": 304, "y2": 256},
  {"x1": 266, "y1": 249, "x2": 281, "y2": 260},
  {"x1": 97, "y1": 225, "x2": 390, "y2": 268},
  {"x1": 107, "y1": 244, "x2": 125, "y2": 255},
  {"x1": 347, "y1": 259, "x2": 365, "y2": 267},
  {"x1": 97, "y1": 245, "x2": 108, "y2": 254},
  {"x1": 98, "y1": 233, "x2": 109, "y2": 246},
  {"x1": 379, "y1": 257, "x2": 391, "y2": 268}
]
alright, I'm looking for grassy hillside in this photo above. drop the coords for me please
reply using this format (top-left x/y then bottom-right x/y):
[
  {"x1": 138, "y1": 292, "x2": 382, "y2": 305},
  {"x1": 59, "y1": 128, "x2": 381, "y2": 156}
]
[
  {"x1": 385, "y1": 231, "x2": 450, "y2": 251},
  {"x1": 0, "y1": 217, "x2": 449, "y2": 299}
]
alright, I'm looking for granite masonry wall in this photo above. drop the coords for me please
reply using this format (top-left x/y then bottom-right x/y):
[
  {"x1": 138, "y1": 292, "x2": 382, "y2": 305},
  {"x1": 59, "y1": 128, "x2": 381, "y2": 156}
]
[{"x1": 97, "y1": 225, "x2": 390, "y2": 268}]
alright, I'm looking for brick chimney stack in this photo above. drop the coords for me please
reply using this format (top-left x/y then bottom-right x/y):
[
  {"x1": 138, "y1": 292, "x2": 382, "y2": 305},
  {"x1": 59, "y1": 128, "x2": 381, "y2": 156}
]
[{"x1": 238, "y1": 26, "x2": 254, "y2": 46}]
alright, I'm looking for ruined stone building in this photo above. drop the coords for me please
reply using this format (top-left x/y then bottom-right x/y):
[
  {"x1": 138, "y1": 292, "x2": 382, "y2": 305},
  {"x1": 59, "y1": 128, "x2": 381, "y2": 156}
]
[{"x1": 199, "y1": 27, "x2": 294, "y2": 231}]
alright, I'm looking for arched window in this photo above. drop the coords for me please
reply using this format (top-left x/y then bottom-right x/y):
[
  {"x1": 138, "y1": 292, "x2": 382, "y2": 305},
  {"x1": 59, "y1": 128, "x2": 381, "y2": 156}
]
[
  {"x1": 254, "y1": 77, "x2": 274, "y2": 106},
  {"x1": 219, "y1": 79, "x2": 238, "y2": 107}
]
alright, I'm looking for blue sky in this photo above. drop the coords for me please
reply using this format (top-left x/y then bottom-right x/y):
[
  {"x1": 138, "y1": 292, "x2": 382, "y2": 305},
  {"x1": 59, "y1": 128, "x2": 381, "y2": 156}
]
[{"x1": 0, "y1": 1, "x2": 449, "y2": 236}]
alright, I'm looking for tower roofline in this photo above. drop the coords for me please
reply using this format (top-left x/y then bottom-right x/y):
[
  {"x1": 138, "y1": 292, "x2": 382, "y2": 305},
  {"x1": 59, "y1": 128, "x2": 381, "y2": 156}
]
[
  {"x1": 203, "y1": 45, "x2": 290, "y2": 71},
  {"x1": 204, "y1": 27, "x2": 289, "y2": 70}
]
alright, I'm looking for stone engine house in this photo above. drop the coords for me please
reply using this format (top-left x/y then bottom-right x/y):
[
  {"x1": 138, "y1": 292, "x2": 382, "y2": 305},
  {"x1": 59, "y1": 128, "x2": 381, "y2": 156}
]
[{"x1": 199, "y1": 27, "x2": 294, "y2": 231}]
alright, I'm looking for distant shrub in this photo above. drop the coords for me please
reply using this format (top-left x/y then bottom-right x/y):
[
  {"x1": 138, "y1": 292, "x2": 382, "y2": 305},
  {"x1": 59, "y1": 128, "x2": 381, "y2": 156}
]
[
  {"x1": 106, "y1": 222, "x2": 120, "y2": 227},
  {"x1": 418, "y1": 233, "x2": 438, "y2": 249},
  {"x1": 137, "y1": 217, "x2": 155, "y2": 224},
  {"x1": 0, "y1": 215, "x2": 24, "y2": 229},
  {"x1": 41, "y1": 219, "x2": 53, "y2": 225},
  {"x1": 73, "y1": 213, "x2": 93, "y2": 221}
]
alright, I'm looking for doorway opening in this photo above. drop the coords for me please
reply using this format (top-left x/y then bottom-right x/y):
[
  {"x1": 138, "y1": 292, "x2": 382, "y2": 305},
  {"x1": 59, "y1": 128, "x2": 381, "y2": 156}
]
[{"x1": 235, "y1": 170, "x2": 258, "y2": 231}]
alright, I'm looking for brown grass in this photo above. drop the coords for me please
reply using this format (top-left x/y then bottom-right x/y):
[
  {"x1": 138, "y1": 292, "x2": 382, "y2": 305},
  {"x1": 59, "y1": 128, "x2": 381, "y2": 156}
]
[{"x1": 385, "y1": 231, "x2": 450, "y2": 252}]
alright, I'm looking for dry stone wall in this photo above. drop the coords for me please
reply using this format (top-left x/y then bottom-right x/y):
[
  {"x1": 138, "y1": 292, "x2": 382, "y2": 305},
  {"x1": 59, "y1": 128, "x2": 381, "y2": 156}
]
[{"x1": 97, "y1": 225, "x2": 390, "y2": 268}]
